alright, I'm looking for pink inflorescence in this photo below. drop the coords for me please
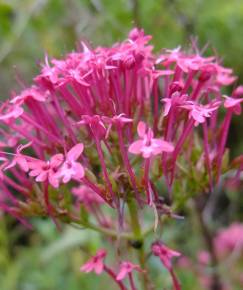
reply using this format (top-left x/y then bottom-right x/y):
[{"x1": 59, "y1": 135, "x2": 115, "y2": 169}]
[{"x1": 0, "y1": 28, "x2": 242, "y2": 289}]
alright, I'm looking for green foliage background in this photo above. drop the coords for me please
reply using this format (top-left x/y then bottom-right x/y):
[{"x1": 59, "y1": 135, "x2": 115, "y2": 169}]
[{"x1": 0, "y1": 1, "x2": 242, "y2": 289}]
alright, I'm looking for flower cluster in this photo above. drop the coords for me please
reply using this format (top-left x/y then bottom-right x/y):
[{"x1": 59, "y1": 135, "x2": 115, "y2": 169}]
[{"x1": 0, "y1": 28, "x2": 242, "y2": 289}]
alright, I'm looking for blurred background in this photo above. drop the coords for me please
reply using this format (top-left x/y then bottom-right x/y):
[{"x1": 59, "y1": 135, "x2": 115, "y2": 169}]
[{"x1": 0, "y1": 1, "x2": 242, "y2": 289}]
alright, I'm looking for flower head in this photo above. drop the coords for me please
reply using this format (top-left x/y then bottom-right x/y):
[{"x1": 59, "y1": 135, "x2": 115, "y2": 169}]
[{"x1": 80, "y1": 249, "x2": 107, "y2": 275}]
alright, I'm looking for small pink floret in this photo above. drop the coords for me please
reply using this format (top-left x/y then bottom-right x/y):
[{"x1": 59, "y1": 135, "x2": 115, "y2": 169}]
[
  {"x1": 80, "y1": 249, "x2": 107, "y2": 275},
  {"x1": 128, "y1": 121, "x2": 174, "y2": 158},
  {"x1": 116, "y1": 261, "x2": 144, "y2": 281}
]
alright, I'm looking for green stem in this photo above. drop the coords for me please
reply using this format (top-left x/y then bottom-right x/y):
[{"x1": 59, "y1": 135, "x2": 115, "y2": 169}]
[
  {"x1": 127, "y1": 199, "x2": 150, "y2": 290},
  {"x1": 70, "y1": 221, "x2": 133, "y2": 239}
]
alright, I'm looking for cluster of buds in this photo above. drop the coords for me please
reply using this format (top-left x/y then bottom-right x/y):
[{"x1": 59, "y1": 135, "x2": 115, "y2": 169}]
[{"x1": 0, "y1": 28, "x2": 242, "y2": 289}]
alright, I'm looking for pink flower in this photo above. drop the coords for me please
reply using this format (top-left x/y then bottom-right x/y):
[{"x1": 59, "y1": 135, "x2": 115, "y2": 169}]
[
  {"x1": 10, "y1": 86, "x2": 48, "y2": 105},
  {"x1": 78, "y1": 115, "x2": 107, "y2": 140},
  {"x1": 180, "y1": 101, "x2": 221, "y2": 126},
  {"x1": 102, "y1": 113, "x2": 133, "y2": 135},
  {"x1": 116, "y1": 261, "x2": 144, "y2": 281},
  {"x1": 224, "y1": 96, "x2": 243, "y2": 115},
  {"x1": 0, "y1": 103, "x2": 23, "y2": 120},
  {"x1": 233, "y1": 85, "x2": 243, "y2": 97},
  {"x1": 128, "y1": 121, "x2": 174, "y2": 158},
  {"x1": 56, "y1": 143, "x2": 84, "y2": 183},
  {"x1": 35, "y1": 54, "x2": 59, "y2": 88},
  {"x1": 102, "y1": 114, "x2": 133, "y2": 127},
  {"x1": 216, "y1": 71, "x2": 237, "y2": 86},
  {"x1": 80, "y1": 249, "x2": 106, "y2": 275},
  {"x1": 4, "y1": 142, "x2": 32, "y2": 172},
  {"x1": 151, "y1": 241, "x2": 181, "y2": 271},
  {"x1": 152, "y1": 241, "x2": 181, "y2": 290},
  {"x1": 162, "y1": 92, "x2": 188, "y2": 117},
  {"x1": 28, "y1": 154, "x2": 64, "y2": 188}
]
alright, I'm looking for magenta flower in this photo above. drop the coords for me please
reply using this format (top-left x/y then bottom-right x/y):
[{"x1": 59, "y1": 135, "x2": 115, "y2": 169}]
[
  {"x1": 162, "y1": 92, "x2": 188, "y2": 117},
  {"x1": 57, "y1": 143, "x2": 85, "y2": 183},
  {"x1": 10, "y1": 86, "x2": 48, "y2": 105},
  {"x1": 78, "y1": 115, "x2": 107, "y2": 140},
  {"x1": 152, "y1": 241, "x2": 181, "y2": 290},
  {"x1": 4, "y1": 142, "x2": 32, "y2": 172},
  {"x1": 116, "y1": 261, "x2": 144, "y2": 281},
  {"x1": 80, "y1": 249, "x2": 107, "y2": 275},
  {"x1": 28, "y1": 154, "x2": 64, "y2": 188},
  {"x1": 102, "y1": 113, "x2": 133, "y2": 138},
  {"x1": 180, "y1": 100, "x2": 221, "y2": 126},
  {"x1": 0, "y1": 103, "x2": 23, "y2": 120},
  {"x1": 224, "y1": 96, "x2": 243, "y2": 115},
  {"x1": 216, "y1": 71, "x2": 237, "y2": 86},
  {"x1": 128, "y1": 121, "x2": 174, "y2": 158},
  {"x1": 152, "y1": 241, "x2": 181, "y2": 271}
]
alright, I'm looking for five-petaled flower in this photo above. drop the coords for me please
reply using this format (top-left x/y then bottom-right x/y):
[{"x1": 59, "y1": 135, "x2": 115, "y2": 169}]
[
  {"x1": 180, "y1": 101, "x2": 221, "y2": 126},
  {"x1": 28, "y1": 154, "x2": 64, "y2": 188},
  {"x1": 128, "y1": 121, "x2": 174, "y2": 158},
  {"x1": 57, "y1": 143, "x2": 85, "y2": 183}
]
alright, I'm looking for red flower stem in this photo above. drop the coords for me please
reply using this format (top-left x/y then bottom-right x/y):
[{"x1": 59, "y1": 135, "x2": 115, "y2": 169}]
[
  {"x1": 153, "y1": 78, "x2": 159, "y2": 134},
  {"x1": 128, "y1": 273, "x2": 137, "y2": 290},
  {"x1": 72, "y1": 82, "x2": 92, "y2": 114},
  {"x1": 58, "y1": 86, "x2": 84, "y2": 115},
  {"x1": 0, "y1": 203, "x2": 32, "y2": 229},
  {"x1": 94, "y1": 137, "x2": 115, "y2": 201},
  {"x1": 173, "y1": 65, "x2": 182, "y2": 82},
  {"x1": 21, "y1": 113, "x2": 62, "y2": 144},
  {"x1": 3, "y1": 175, "x2": 29, "y2": 196},
  {"x1": 103, "y1": 265, "x2": 127, "y2": 290},
  {"x1": 116, "y1": 124, "x2": 140, "y2": 203},
  {"x1": 124, "y1": 70, "x2": 133, "y2": 116},
  {"x1": 169, "y1": 269, "x2": 181, "y2": 290},
  {"x1": 1, "y1": 182, "x2": 20, "y2": 204},
  {"x1": 144, "y1": 158, "x2": 152, "y2": 205},
  {"x1": 170, "y1": 118, "x2": 194, "y2": 185},
  {"x1": 181, "y1": 70, "x2": 196, "y2": 94},
  {"x1": 163, "y1": 74, "x2": 169, "y2": 99},
  {"x1": 216, "y1": 109, "x2": 232, "y2": 182},
  {"x1": 191, "y1": 80, "x2": 204, "y2": 101},
  {"x1": 44, "y1": 181, "x2": 60, "y2": 230},
  {"x1": 26, "y1": 100, "x2": 60, "y2": 136},
  {"x1": 202, "y1": 121, "x2": 213, "y2": 190},
  {"x1": 8, "y1": 123, "x2": 46, "y2": 148},
  {"x1": 51, "y1": 92, "x2": 77, "y2": 144}
]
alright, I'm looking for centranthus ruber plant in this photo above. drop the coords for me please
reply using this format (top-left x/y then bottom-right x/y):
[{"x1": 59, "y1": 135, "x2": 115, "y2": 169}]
[{"x1": 0, "y1": 28, "x2": 242, "y2": 290}]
